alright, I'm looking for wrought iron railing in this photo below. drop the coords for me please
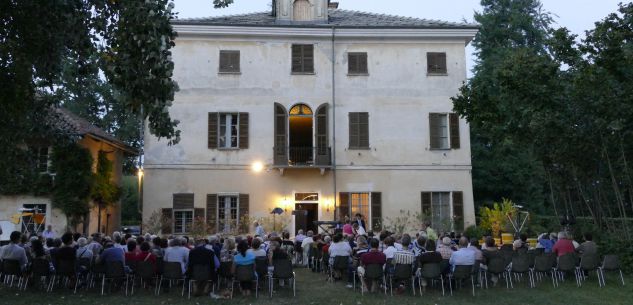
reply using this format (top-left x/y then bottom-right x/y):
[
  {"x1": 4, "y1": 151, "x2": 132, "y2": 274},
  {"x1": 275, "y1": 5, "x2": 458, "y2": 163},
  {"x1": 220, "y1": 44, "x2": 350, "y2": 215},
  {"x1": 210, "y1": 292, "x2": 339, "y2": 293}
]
[{"x1": 273, "y1": 146, "x2": 331, "y2": 167}]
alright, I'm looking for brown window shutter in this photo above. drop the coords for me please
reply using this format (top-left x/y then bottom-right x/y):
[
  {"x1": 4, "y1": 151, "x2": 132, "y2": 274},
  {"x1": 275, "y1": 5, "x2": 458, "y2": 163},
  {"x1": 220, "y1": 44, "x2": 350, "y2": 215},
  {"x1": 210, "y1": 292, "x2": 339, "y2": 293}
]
[
  {"x1": 449, "y1": 113, "x2": 460, "y2": 149},
  {"x1": 371, "y1": 192, "x2": 382, "y2": 231},
  {"x1": 291, "y1": 45, "x2": 303, "y2": 73},
  {"x1": 206, "y1": 194, "x2": 218, "y2": 232},
  {"x1": 421, "y1": 192, "x2": 432, "y2": 217},
  {"x1": 348, "y1": 53, "x2": 358, "y2": 74},
  {"x1": 359, "y1": 53, "x2": 368, "y2": 74},
  {"x1": 274, "y1": 104, "x2": 288, "y2": 165},
  {"x1": 359, "y1": 112, "x2": 369, "y2": 149},
  {"x1": 338, "y1": 192, "x2": 350, "y2": 221},
  {"x1": 292, "y1": 44, "x2": 314, "y2": 73},
  {"x1": 161, "y1": 208, "x2": 173, "y2": 235},
  {"x1": 173, "y1": 193, "x2": 194, "y2": 210},
  {"x1": 427, "y1": 52, "x2": 447, "y2": 74},
  {"x1": 303, "y1": 44, "x2": 314, "y2": 73},
  {"x1": 452, "y1": 191, "x2": 464, "y2": 232},
  {"x1": 238, "y1": 194, "x2": 249, "y2": 233},
  {"x1": 429, "y1": 113, "x2": 441, "y2": 149},
  {"x1": 219, "y1": 50, "x2": 240, "y2": 73},
  {"x1": 349, "y1": 113, "x2": 359, "y2": 148},
  {"x1": 208, "y1": 112, "x2": 218, "y2": 149},
  {"x1": 239, "y1": 112, "x2": 249, "y2": 149},
  {"x1": 315, "y1": 104, "x2": 329, "y2": 165}
]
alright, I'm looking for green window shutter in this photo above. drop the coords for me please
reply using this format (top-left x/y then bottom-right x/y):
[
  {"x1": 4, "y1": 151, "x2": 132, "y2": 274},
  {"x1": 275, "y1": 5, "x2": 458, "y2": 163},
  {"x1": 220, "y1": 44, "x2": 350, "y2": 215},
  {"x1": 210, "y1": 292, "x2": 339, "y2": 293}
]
[
  {"x1": 173, "y1": 193, "x2": 194, "y2": 210},
  {"x1": 208, "y1": 112, "x2": 218, "y2": 149},
  {"x1": 349, "y1": 113, "x2": 359, "y2": 149},
  {"x1": 359, "y1": 112, "x2": 369, "y2": 149},
  {"x1": 206, "y1": 194, "x2": 218, "y2": 233},
  {"x1": 239, "y1": 112, "x2": 249, "y2": 149},
  {"x1": 238, "y1": 194, "x2": 249, "y2": 233},
  {"x1": 161, "y1": 208, "x2": 173, "y2": 235},
  {"x1": 338, "y1": 192, "x2": 350, "y2": 222},
  {"x1": 371, "y1": 192, "x2": 382, "y2": 231},
  {"x1": 429, "y1": 113, "x2": 441, "y2": 149},
  {"x1": 449, "y1": 113, "x2": 460, "y2": 149},
  {"x1": 421, "y1": 192, "x2": 432, "y2": 217},
  {"x1": 452, "y1": 191, "x2": 464, "y2": 232}
]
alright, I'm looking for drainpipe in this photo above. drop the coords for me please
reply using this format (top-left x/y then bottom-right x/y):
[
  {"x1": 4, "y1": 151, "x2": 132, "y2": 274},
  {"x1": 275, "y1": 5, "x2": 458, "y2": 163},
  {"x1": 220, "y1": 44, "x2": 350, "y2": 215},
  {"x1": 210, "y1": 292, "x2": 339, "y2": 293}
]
[{"x1": 331, "y1": 26, "x2": 337, "y2": 221}]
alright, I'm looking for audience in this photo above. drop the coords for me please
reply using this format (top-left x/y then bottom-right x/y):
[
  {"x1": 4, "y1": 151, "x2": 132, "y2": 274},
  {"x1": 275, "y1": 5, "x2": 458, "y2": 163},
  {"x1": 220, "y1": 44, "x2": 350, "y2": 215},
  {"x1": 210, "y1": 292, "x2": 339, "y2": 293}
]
[
  {"x1": 233, "y1": 240, "x2": 256, "y2": 296},
  {"x1": 359, "y1": 238, "x2": 386, "y2": 293},
  {"x1": 449, "y1": 237, "x2": 475, "y2": 271},
  {"x1": 552, "y1": 231, "x2": 575, "y2": 257},
  {"x1": 577, "y1": 232, "x2": 598, "y2": 256},
  {"x1": 164, "y1": 237, "x2": 190, "y2": 274},
  {"x1": 437, "y1": 237, "x2": 454, "y2": 260}
]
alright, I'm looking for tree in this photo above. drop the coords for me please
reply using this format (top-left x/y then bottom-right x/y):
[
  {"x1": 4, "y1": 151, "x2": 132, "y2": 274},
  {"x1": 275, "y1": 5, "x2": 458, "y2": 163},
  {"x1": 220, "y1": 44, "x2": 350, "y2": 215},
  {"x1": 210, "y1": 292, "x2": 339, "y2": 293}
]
[{"x1": 91, "y1": 151, "x2": 122, "y2": 233}]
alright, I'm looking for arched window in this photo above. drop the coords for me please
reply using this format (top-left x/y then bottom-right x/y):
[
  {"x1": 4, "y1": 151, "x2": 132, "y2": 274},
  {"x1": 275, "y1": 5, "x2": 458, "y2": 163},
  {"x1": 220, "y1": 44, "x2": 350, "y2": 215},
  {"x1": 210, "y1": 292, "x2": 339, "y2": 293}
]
[
  {"x1": 289, "y1": 103, "x2": 313, "y2": 116},
  {"x1": 293, "y1": 0, "x2": 312, "y2": 21}
]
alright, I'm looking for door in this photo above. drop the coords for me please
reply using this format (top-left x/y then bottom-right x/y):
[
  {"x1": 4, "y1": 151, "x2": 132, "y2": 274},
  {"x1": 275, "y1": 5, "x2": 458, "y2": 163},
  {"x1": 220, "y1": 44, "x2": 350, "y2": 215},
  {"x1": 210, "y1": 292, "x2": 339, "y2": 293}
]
[{"x1": 294, "y1": 203, "x2": 318, "y2": 233}]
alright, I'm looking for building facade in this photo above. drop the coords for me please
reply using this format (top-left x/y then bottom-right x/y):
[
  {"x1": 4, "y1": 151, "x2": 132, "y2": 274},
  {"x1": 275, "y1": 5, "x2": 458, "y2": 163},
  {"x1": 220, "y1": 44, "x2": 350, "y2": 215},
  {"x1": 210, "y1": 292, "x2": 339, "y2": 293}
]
[{"x1": 143, "y1": 0, "x2": 478, "y2": 236}]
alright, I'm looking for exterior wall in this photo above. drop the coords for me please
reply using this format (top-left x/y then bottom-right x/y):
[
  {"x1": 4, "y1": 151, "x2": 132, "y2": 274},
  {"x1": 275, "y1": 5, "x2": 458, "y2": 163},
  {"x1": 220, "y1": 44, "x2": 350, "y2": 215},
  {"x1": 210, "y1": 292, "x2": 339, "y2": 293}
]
[
  {"x1": 143, "y1": 28, "x2": 475, "y2": 235},
  {"x1": 0, "y1": 196, "x2": 66, "y2": 240}
]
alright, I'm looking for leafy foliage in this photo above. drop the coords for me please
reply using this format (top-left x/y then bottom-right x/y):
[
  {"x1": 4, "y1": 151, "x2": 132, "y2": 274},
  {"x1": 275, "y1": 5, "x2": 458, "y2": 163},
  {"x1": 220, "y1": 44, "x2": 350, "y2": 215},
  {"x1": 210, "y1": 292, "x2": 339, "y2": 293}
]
[
  {"x1": 143, "y1": 209, "x2": 170, "y2": 235},
  {"x1": 479, "y1": 198, "x2": 517, "y2": 238},
  {"x1": 51, "y1": 144, "x2": 94, "y2": 227},
  {"x1": 120, "y1": 176, "x2": 141, "y2": 226}
]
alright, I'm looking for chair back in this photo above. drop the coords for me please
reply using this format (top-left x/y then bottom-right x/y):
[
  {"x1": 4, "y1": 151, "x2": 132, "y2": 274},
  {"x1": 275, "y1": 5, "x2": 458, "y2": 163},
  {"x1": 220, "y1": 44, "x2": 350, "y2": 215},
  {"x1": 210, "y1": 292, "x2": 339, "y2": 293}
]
[
  {"x1": 333, "y1": 256, "x2": 349, "y2": 271},
  {"x1": 235, "y1": 264, "x2": 256, "y2": 281},
  {"x1": 393, "y1": 263, "x2": 413, "y2": 280},
  {"x1": 511, "y1": 255, "x2": 530, "y2": 273},
  {"x1": 31, "y1": 259, "x2": 51, "y2": 276},
  {"x1": 486, "y1": 257, "x2": 507, "y2": 274},
  {"x1": 452, "y1": 265, "x2": 473, "y2": 280},
  {"x1": 601, "y1": 255, "x2": 620, "y2": 271},
  {"x1": 156, "y1": 257, "x2": 164, "y2": 275},
  {"x1": 272, "y1": 259, "x2": 294, "y2": 279},
  {"x1": 255, "y1": 257, "x2": 268, "y2": 279},
  {"x1": 105, "y1": 261, "x2": 126, "y2": 278},
  {"x1": 218, "y1": 261, "x2": 233, "y2": 278},
  {"x1": 2, "y1": 259, "x2": 21, "y2": 276},
  {"x1": 420, "y1": 263, "x2": 442, "y2": 279},
  {"x1": 76, "y1": 257, "x2": 92, "y2": 270},
  {"x1": 57, "y1": 259, "x2": 76, "y2": 276},
  {"x1": 163, "y1": 261, "x2": 184, "y2": 279},
  {"x1": 365, "y1": 263, "x2": 384, "y2": 280},
  {"x1": 126, "y1": 260, "x2": 138, "y2": 272},
  {"x1": 191, "y1": 264, "x2": 212, "y2": 281},
  {"x1": 557, "y1": 253, "x2": 577, "y2": 272},
  {"x1": 136, "y1": 261, "x2": 156, "y2": 279},
  {"x1": 533, "y1": 254, "x2": 555, "y2": 272},
  {"x1": 580, "y1": 254, "x2": 600, "y2": 271},
  {"x1": 439, "y1": 259, "x2": 450, "y2": 274},
  {"x1": 472, "y1": 259, "x2": 482, "y2": 275}
]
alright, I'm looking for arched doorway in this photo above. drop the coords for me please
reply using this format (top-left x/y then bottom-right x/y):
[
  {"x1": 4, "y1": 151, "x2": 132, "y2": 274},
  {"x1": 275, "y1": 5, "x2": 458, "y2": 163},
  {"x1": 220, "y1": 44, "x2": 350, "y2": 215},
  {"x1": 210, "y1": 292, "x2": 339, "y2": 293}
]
[{"x1": 289, "y1": 104, "x2": 313, "y2": 165}]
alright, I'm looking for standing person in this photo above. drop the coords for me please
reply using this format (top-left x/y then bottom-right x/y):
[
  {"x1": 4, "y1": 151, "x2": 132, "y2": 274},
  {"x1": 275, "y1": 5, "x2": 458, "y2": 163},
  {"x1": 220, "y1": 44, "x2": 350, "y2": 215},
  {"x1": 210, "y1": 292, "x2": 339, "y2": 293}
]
[
  {"x1": 254, "y1": 221, "x2": 265, "y2": 237},
  {"x1": 342, "y1": 219, "x2": 353, "y2": 237},
  {"x1": 420, "y1": 221, "x2": 438, "y2": 241},
  {"x1": 42, "y1": 225, "x2": 56, "y2": 240},
  {"x1": 232, "y1": 240, "x2": 256, "y2": 296},
  {"x1": 354, "y1": 213, "x2": 366, "y2": 232}
]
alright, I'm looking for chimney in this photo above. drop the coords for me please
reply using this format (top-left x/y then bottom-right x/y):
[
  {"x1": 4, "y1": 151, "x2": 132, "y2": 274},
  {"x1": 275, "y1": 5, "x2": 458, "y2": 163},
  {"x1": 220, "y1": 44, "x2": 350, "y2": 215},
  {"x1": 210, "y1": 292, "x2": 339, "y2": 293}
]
[{"x1": 328, "y1": 1, "x2": 339, "y2": 9}]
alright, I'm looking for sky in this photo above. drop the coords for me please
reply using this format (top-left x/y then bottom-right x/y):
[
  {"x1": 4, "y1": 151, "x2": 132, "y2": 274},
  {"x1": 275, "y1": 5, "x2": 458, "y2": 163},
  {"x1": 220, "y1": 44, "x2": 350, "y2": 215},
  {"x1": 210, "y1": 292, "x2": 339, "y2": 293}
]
[{"x1": 174, "y1": 0, "x2": 626, "y2": 73}]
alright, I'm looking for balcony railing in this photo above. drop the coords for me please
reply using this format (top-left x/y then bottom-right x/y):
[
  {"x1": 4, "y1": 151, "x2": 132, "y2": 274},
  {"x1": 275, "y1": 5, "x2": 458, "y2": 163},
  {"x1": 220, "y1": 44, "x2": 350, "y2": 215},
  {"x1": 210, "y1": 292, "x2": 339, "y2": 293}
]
[{"x1": 273, "y1": 146, "x2": 331, "y2": 167}]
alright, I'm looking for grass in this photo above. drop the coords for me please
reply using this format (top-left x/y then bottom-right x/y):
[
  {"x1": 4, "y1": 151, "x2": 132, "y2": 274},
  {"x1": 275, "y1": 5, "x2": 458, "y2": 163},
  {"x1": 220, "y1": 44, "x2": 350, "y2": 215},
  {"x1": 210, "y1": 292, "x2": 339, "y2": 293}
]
[{"x1": 0, "y1": 268, "x2": 630, "y2": 305}]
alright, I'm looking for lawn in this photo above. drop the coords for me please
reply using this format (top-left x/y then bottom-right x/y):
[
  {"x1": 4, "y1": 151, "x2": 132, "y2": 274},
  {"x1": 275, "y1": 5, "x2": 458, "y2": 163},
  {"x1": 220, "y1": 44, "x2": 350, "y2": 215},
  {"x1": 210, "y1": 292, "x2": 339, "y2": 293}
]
[{"x1": 0, "y1": 268, "x2": 630, "y2": 305}]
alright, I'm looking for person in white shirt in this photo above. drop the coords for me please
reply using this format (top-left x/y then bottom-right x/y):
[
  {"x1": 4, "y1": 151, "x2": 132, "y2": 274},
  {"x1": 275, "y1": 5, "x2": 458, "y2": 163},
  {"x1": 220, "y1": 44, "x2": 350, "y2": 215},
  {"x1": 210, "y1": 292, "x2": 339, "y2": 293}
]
[
  {"x1": 42, "y1": 225, "x2": 55, "y2": 240},
  {"x1": 449, "y1": 237, "x2": 476, "y2": 271},
  {"x1": 300, "y1": 230, "x2": 314, "y2": 266},
  {"x1": 352, "y1": 223, "x2": 366, "y2": 237},
  {"x1": 382, "y1": 236, "x2": 397, "y2": 260},
  {"x1": 164, "y1": 237, "x2": 190, "y2": 273},
  {"x1": 328, "y1": 234, "x2": 353, "y2": 287},
  {"x1": 254, "y1": 221, "x2": 265, "y2": 237},
  {"x1": 0, "y1": 231, "x2": 29, "y2": 271}
]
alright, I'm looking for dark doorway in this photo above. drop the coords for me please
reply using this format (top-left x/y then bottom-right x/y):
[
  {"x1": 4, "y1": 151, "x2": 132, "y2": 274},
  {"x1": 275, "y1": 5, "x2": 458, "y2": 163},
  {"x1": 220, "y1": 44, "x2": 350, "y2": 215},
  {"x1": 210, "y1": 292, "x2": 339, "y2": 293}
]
[
  {"x1": 288, "y1": 104, "x2": 313, "y2": 165},
  {"x1": 294, "y1": 203, "x2": 318, "y2": 233}
]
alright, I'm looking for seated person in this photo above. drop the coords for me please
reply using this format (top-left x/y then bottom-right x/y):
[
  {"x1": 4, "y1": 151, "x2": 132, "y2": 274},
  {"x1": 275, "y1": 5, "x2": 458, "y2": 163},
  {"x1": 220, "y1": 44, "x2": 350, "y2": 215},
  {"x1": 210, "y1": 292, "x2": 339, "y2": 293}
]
[
  {"x1": 359, "y1": 238, "x2": 386, "y2": 293},
  {"x1": 449, "y1": 237, "x2": 475, "y2": 271},
  {"x1": 232, "y1": 240, "x2": 256, "y2": 297},
  {"x1": 418, "y1": 239, "x2": 443, "y2": 291},
  {"x1": 248, "y1": 238, "x2": 267, "y2": 258}
]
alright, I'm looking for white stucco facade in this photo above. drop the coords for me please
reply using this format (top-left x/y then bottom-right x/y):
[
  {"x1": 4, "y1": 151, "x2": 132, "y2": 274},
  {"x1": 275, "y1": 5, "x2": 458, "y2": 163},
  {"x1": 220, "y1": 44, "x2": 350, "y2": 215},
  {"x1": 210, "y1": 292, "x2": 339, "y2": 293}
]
[{"x1": 143, "y1": 5, "x2": 477, "y2": 236}]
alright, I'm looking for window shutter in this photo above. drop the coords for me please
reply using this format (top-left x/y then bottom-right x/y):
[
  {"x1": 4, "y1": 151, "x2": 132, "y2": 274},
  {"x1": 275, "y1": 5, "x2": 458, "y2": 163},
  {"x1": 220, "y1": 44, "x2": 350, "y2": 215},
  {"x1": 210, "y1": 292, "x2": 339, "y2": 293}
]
[
  {"x1": 452, "y1": 191, "x2": 464, "y2": 232},
  {"x1": 219, "y1": 50, "x2": 240, "y2": 73},
  {"x1": 173, "y1": 193, "x2": 194, "y2": 210},
  {"x1": 238, "y1": 194, "x2": 249, "y2": 233},
  {"x1": 292, "y1": 44, "x2": 314, "y2": 73},
  {"x1": 161, "y1": 208, "x2": 173, "y2": 235},
  {"x1": 230, "y1": 51, "x2": 240, "y2": 72},
  {"x1": 359, "y1": 112, "x2": 369, "y2": 149},
  {"x1": 449, "y1": 113, "x2": 460, "y2": 149},
  {"x1": 338, "y1": 192, "x2": 350, "y2": 221},
  {"x1": 239, "y1": 112, "x2": 249, "y2": 149},
  {"x1": 429, "y1": 113, "x2": 441, "y2": 149},
  {"x1": 359, "y1": 53, "x2": 368, "y2": 74},
  {"x1": 427, "y1": 52, "x2": 447, "y2": 74},
  {"x1": 315, "y1": 104, "x2": 329, "y2": 165},
  {"x1": 421, "y1": 192, "x2": 432, "y2": 217},
  {"x1": 206, "y1": 194, "x2": 218, "y2": 232},
  {"x1": 274, "y1": 104, "x2": 288, "y2": 165},
  {"x1": 349, "y1": 113, "x2": 359, "y2": 148},
  {"x1": 303, "y1": 45, "x2": 314, "y2": 73},
  {"x1": 292, "y1": 45, "x2": 302, "y2": 73},
  {"x1": 348, "y1": 53, "x2": 358, "y2": 74},
  {"x1": 371, "y1": 192, "x2": 382, "y2": 231},
  {"x1": 208, "y1": 112, "x2": 218, "y2": 149}
]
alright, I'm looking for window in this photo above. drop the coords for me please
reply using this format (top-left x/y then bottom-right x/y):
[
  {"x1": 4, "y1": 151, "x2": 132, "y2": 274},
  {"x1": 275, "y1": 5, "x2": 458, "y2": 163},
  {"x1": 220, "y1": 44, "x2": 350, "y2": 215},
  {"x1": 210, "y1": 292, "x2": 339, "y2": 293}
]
[
  {"x1": 427, "y1": 52, "x2": 447, "y2": 75},
  {"x1": 349, "y1": 112, "x2": 369, "y2": 149},
  {"x1": 31, "y1": 147, "x2": 50, "y2": 173},
  {"x1": 219, "y1": 50, "x2": 240, "y2": 73},
  {"x1": 429, "y1": 113, "x2": 460, "y2": 150},
  {"x1": 219, "y1": 113, "x2": 239, "y2": 148},
  {"x1": 291, "y1": 44, "x2": 314, "y2": 74},
  {"x1": 173, "y1": 210, "x2": 193, "y2": 234},
  {"x1": 348, "y1": 52, "x2": 368, "y2": 75},
  {"x1": 431, "y1": 192, "x2": 451, "y2": 231},
  {"x1": 350, "y1": 193, "x2": 370, "y2": 224},
  {"x1": 218, "y1": 196, "x2": 239, "y2": 233}
]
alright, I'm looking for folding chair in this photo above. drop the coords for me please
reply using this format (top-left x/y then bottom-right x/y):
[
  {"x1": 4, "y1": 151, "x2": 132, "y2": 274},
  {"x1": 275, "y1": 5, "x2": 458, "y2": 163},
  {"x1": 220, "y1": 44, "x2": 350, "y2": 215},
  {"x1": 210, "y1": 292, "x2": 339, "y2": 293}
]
[
  {"x1": 598, "y1": 255, "x2": 625, "y2": 286},
  {"x1": 269, "y1": 259, "x2": 295, "y2": 297},
  {"x1": 157, "y1": 262, "x2": 185, "y2": 296},
  {"x1": 448, "y1": 265, "x2": 475, "y2": 296}
]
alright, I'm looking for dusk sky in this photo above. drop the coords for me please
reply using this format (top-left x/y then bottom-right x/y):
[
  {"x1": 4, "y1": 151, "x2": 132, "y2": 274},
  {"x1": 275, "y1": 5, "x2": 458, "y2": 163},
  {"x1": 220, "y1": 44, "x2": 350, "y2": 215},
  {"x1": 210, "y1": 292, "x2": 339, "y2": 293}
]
[{"x1": 174, "y1": 0, "x2": 626, "y2": 73}]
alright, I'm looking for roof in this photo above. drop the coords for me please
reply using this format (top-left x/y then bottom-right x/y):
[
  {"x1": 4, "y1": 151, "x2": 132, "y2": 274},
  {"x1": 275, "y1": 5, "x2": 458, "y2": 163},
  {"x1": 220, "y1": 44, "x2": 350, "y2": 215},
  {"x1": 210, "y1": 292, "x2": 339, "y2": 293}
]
[
  {"x1": 173, "y1": 9, "x2": 479, "y2": 29},
  {"x1": 52, "y1": 108, "x2": 138, "y2": 155}
]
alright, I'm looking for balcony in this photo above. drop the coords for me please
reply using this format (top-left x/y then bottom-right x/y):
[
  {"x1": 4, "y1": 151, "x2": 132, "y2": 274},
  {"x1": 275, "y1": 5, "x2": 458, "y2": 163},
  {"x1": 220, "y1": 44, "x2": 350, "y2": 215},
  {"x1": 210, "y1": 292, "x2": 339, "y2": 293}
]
[{"x1": 273, "y1": 146, "x2": 331, "y2": 174}]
